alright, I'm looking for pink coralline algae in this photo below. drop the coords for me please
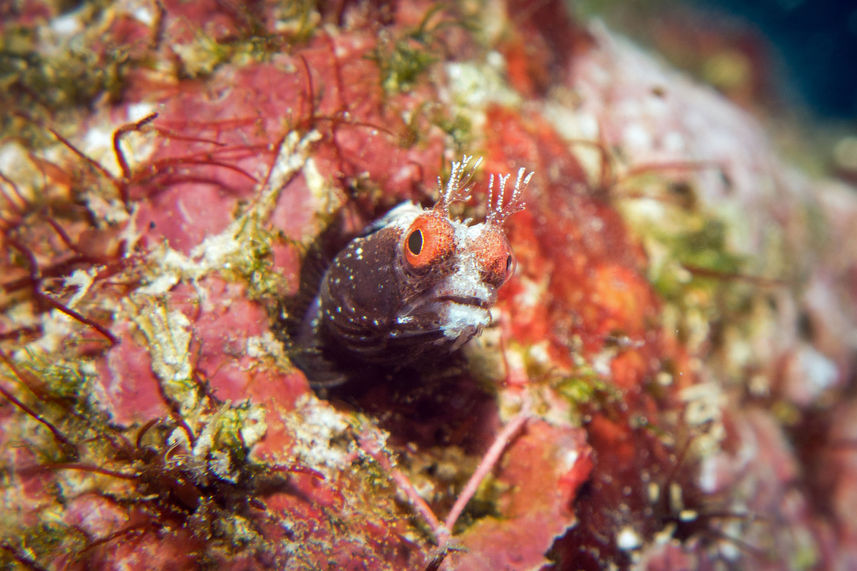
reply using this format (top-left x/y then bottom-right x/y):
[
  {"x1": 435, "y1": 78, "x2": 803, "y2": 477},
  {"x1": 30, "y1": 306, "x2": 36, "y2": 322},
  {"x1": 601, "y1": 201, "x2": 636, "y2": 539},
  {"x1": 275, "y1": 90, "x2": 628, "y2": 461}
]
[{"x1": 1, "y1": 1, "x2": 856, "y2": 569}]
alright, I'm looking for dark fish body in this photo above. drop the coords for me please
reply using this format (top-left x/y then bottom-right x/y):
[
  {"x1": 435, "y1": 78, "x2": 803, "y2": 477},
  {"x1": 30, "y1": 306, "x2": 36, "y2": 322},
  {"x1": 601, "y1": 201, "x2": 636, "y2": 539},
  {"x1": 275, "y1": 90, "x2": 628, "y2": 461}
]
[{"x1": 290, "y1": 157, "x2": 533, "y2": 386}]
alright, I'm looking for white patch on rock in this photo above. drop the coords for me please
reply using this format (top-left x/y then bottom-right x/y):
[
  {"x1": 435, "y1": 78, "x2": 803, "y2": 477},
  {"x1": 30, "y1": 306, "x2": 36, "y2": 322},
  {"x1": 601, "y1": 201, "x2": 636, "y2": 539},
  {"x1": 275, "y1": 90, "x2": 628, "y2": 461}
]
[
  {"x1": 290, "y1": 394, "x2": 353, "y2": 471},
  {"x1": 246, "y1": 331, "x2": 286, "y2": 359},
  {"x1": 128, "y1": 301, "x2": 196, "y2": 413}
]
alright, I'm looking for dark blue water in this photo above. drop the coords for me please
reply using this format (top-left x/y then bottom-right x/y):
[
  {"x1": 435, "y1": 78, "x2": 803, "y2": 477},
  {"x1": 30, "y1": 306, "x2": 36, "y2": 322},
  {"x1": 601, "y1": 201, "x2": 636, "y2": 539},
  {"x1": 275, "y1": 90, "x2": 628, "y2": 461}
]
[{"x1": 694, "y1": 0, "x2": 857, "y2": 119}]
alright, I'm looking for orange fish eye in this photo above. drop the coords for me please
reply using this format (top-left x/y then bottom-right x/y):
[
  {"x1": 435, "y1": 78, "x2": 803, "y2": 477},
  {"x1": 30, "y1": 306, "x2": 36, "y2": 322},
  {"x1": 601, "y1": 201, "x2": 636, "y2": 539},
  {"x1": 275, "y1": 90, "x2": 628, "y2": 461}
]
[
  {"x1": 403, "y1": 213, "x2": 455, "y2": 270},
  {"x1": 505, "y1": 252, "x2": 516, "y2": 275},
  {"x1": 473, "y1": 226, "x2": 515, "y2": 287}
]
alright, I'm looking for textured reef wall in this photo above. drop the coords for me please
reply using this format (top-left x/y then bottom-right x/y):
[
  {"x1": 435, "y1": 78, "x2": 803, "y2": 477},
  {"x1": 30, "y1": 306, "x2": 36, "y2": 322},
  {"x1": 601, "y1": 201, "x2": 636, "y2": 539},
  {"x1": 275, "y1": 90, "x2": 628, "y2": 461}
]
[{"x1": 1, "y1": 1, "x2": 856, "y2": 569}]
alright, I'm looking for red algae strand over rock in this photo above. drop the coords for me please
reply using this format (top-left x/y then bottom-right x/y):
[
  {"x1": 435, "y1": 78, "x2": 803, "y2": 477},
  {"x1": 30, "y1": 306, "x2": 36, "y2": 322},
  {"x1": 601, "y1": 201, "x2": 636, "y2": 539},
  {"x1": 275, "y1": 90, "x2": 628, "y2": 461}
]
[{"x1": 1, "y1": 0, "x2": 856, "y2": 569}]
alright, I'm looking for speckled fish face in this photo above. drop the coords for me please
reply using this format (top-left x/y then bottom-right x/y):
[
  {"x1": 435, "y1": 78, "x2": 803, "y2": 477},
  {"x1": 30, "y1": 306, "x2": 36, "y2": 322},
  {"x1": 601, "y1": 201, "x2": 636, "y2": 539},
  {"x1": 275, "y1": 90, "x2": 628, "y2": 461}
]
[
  {"x1": 302, "y1": 156, "x2": 533, "y2": 377},
  {"x1": 319, "y1": 204, "x2": 516, "y2": 359},
  {"x1": 393, "y1": 208, "x2": 517, "y2": 350}
]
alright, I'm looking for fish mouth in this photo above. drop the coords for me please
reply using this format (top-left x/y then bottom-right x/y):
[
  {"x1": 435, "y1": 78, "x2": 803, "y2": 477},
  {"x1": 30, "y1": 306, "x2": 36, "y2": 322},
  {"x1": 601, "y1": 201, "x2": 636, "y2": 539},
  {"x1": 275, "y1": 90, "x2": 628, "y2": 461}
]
[
  {"x1": 394, "y1": 292, "x2": 494, "y2": 347},
  {"x1": 435, "y1": 294, "x2": 491, "y2": 308},
  {"x1": 397, "y1": 289, "x2": 494, "y2": 325}
]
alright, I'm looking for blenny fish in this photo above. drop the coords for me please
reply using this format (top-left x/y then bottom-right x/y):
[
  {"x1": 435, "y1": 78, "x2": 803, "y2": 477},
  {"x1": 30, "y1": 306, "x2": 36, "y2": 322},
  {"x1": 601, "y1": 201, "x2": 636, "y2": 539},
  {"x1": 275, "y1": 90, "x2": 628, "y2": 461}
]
[{"x1": 290, "y1": 156, "x2": 533, "y2": 386}]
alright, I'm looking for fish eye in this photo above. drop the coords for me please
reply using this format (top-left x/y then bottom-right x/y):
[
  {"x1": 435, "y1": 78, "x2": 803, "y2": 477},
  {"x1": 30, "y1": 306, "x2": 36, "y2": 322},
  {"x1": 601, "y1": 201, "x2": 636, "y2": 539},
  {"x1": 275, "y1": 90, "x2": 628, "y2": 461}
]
[
  {"x1": 474, "y1": 227, "x2": 515, "y2": 287},
  {"x1": 403, "y1": 213, "x2": 455, "y2": 270},
  {"x1": 407, "y1": 229, "x2": 423, "y2": 255}
]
